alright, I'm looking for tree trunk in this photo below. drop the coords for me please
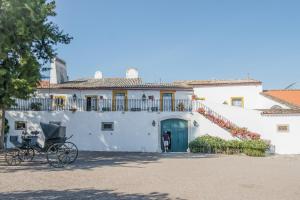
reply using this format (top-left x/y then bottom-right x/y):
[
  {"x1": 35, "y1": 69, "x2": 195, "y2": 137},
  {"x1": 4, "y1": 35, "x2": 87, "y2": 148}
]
[{"x1": 0, "y1": 109, "x2": 5, "y2": 150}]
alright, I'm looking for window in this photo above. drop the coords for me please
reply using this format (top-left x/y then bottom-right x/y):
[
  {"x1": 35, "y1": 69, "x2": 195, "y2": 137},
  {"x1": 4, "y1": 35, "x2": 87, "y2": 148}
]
[
  {"x1": 101, "y1": 122, "x2": 114, "y2": 131},
  {"x1": 54, "y1": 96, "x2": 66, "y2": 107},
  {"x1": 231, "y1": 97, "x2": 244, "y2": 108},
  {"x1": 277, "y1": 124, "x2": 289, "y2": 133},
  {"x1": 15, "y1": 121, "x2": 26, "y2": 130},
  {"x1": 86, "y1": 96, "x2": 98, "y2": 111}
]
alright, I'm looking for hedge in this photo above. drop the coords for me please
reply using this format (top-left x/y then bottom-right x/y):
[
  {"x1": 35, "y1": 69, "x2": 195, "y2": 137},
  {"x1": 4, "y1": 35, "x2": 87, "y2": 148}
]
[{"x1": 189, "y1": 135, "x2": 270, "y2": 157}]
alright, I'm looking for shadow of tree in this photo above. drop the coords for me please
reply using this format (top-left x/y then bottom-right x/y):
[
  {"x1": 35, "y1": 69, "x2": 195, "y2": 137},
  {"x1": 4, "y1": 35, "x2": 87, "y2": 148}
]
[
  {"x1": 0, "y1": 151, "x2": 217, "y2": 173},
  {"x1": 0, "y1": 151, "x2": 161, "y2": 173},
  {"x1": 0, "y1": 188, "x2": 187, "y2": 200}
]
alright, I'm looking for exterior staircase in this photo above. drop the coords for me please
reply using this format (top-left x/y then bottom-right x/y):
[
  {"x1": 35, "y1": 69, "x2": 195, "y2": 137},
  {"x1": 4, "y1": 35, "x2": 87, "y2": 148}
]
[{"x1": 194, "y1": 102, "x2": 260, "y2": 140}]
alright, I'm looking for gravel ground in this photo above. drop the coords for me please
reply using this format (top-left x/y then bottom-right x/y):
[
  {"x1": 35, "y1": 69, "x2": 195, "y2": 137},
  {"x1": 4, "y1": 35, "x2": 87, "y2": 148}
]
[{"x1": 1, "y1": 151, "x2": 300, "y2": 200}]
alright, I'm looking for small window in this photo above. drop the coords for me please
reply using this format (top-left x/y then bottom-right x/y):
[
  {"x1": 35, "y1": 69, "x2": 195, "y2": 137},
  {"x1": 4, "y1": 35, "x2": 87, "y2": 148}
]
[
  {"x1": 231, "y1": 97, "x2": 244, "y2": 108},
  {"x1": 101, "y1": 122, "x2": 114, "y2": 131},
  {"x1": 277, "y1": 124, "x2": 289, "y2": 133},
  {"x1": 15, "y1": 121, "x2": 26, "y2": 130},
  {"x1": 49, "y1": 121, "x2": 61, "y2": 126}
]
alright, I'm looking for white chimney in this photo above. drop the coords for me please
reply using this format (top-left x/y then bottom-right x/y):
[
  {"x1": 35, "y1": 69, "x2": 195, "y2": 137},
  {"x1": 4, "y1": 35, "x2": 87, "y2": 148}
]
[
  {"x1": 50, "y1": 57, "x2": 68, "y2": 84},
  {"x1": 126, "y1": 68, "x2": 139, "y2": 79},
  {"x1": 94, "y1": 71, "x2": 103, "y2": 79}
]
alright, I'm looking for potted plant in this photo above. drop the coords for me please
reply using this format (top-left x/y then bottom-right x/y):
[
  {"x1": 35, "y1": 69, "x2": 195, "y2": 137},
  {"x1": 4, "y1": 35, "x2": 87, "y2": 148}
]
[
  {"x1": 176, "y1": 102, "x2": 185, "y2": 111},
  {"x1": 30, "y1": 102, "x2": 42, "y2": 111}
]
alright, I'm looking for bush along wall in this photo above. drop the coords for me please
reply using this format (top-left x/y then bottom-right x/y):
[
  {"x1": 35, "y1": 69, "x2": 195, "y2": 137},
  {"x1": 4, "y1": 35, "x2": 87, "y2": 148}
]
[{"x1": 189, "y1": 135, "x2": 270, "y2": 157}]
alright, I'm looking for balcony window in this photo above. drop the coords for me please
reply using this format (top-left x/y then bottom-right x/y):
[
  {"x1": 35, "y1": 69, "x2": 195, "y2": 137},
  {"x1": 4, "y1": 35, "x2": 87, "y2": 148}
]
[
  {"x1": 54, "y1": 96, "x2": 66, "y2": 107},
  {"x1": 86, "y1": 96, "x2": 98, "y2": 111}
]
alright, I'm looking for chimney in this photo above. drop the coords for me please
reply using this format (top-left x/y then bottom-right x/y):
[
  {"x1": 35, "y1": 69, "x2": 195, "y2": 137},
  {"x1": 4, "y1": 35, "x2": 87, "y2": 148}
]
[
  {"x1": 94, "y1": 71, "x2": 103, "y2": 79},
  {"x1": 126, "y1": 68, "x2": 139, "y2": 79},
  {"x1": 50, "y1": 57, "x2": 68, "y2": 84}
]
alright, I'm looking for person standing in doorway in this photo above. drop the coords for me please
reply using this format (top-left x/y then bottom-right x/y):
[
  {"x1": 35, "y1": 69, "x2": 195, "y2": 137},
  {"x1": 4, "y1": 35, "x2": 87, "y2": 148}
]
[{"x1": 162, "y1": 131, "x2": 170, "y2": 152}]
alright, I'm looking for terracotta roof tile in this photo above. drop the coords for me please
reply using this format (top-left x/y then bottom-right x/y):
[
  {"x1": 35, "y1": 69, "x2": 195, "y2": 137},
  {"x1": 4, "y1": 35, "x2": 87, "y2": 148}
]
[
  {"x1": 38, "y1": 80, "x2": 51, "y2": 88},
  {"x1": 38, "y1": 78, "x2": 192, "y2": 90},
  {"x1": 259, "y1": 109, "x2": 300, "y2": 115},
  {"x1": 262, "y1": 90, "x2": 300, "y2": 108}
]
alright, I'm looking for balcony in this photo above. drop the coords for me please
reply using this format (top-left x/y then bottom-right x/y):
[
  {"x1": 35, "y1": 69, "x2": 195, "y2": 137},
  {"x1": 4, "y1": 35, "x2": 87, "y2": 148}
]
[{"x1": 9, "y1": 98, "x2": 198, "y2": 112}]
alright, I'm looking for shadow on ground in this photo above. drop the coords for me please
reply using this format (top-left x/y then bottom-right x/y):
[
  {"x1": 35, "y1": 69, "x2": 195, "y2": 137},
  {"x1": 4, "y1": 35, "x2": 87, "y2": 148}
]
[
  {"x1": 0, "y1": 151, "x2": 217, "y2": 173},
  {"x1": 0, "y1": 188, "x2": 187, "y2": 200}
]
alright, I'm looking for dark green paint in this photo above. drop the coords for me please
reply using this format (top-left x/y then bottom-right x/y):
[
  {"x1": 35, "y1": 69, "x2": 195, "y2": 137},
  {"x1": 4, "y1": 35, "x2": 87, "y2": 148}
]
[{"x1": 161, "y1": 119, "x2": 188, "y2": 152}]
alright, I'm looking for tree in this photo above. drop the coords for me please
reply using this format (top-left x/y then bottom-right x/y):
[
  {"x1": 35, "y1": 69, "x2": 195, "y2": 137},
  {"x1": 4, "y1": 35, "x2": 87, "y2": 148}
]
[{"x1": 0, "y1": 0, "x2": 72, "y2": 149}]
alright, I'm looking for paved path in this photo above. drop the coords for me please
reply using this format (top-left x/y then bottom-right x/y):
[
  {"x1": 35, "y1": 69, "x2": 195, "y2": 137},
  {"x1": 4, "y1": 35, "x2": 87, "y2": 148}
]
[{"x1": 1, "y1": 151, "x2": 300, "y2": 200}]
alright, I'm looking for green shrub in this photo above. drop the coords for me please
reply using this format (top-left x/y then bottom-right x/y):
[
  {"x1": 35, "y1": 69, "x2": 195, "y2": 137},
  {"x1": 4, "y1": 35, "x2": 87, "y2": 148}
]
[
  {"x1": 189, "y1": 138, "x2": 211, "y2": 153},
  {"x1": 242, "y1": 139, "x2": 270, "y2": 157},
  {"x1": 189, "y1": 135, "x2": 226, "y2": 154},
  {"x1": 226, "y1": 140, "x2": 243, "y2": 154},
  {"x1": 189, "y1": 135, "x2": 270, "y2": 157}
]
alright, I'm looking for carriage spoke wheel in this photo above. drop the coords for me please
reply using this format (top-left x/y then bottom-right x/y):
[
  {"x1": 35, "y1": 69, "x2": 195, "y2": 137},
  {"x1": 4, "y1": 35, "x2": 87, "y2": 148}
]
[
  {"x1": 5, "y1": 149, "x2": 22, "y2": 166},
  {"x1": 19, "y1": 148, "x2": 35, "y2": 162},
  {"x1": 46, "y1": 143, "x2": 67, "y2": 168},
  {"x1": 63, "y1": 142, "x2": 78, "y2": 164}
]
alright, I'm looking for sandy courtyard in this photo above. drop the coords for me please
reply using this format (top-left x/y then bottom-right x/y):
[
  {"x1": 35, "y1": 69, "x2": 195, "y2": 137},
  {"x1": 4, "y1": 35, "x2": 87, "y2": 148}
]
[{"x1": 1, "y1": 152, "x2": 300, "y2": 200}]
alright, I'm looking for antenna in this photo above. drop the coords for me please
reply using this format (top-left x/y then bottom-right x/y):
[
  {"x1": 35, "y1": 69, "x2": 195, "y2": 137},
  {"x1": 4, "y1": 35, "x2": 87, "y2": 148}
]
[{"x1": 284, "y1": 82, "x2": 297, "y2": 90}]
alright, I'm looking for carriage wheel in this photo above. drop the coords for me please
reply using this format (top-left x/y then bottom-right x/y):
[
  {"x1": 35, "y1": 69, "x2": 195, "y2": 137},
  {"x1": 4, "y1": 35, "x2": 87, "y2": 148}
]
[
  {"x1": 5, "y1": 149, "x2": 22, "y2": 166},
  {"x1": 63, "y1": 142, "x2": 78, "y2": 164},
  {"x1": 46, "y1": 143, "x2": 66, "y2": 168},
  {"x1": 19, "y1": 148, "x2": 35, "y2": 161}
]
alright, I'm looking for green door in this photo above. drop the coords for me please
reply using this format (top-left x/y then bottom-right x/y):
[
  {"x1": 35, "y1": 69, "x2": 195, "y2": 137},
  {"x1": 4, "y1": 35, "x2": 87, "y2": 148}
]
[{"x1": 161, "y1": 119, "x2": 188, "y2": 152}]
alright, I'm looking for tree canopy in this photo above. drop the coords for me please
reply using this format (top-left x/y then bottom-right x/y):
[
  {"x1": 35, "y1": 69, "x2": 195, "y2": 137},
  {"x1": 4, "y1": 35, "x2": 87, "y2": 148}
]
[{"x1": 0, "y1": 0, "x2": 72, "y2": 148}]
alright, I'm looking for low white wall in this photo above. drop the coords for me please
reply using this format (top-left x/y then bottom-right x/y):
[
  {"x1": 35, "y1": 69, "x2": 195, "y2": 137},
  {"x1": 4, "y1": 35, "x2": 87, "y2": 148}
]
[{"x1": 5, "y1": 111, "x2": 234, "y2": 152}]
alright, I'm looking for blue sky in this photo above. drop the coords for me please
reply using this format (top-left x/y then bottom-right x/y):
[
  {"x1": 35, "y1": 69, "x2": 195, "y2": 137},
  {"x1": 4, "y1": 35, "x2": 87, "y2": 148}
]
[{"x1": 51, "y1": 0, "x2": 300, "y2": 89}]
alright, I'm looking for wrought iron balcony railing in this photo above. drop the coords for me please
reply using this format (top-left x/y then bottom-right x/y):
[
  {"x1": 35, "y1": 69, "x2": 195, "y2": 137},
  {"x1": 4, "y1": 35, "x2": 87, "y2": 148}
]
[{"x1": 9, "y1": 98, "x2": 196, "y2": 112}]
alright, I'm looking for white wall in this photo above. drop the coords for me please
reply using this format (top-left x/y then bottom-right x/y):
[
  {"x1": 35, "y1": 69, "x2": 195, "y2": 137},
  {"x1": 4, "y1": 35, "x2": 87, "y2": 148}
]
[
  {"x1": 202, "y1": 101, "x2": 300, "y2": 154},
  {"x1": 193, "y1": 85, "x2": 288, "y2": 109},
  {"x1": 6, "y1": 101, "x2": 299, "y2": 154},
  {"x1": 5, "y1": 111, "x2": 233, "y2": 152},
  {"x1": 50, "y1": 58, "x2": 68, "y2": 84}
]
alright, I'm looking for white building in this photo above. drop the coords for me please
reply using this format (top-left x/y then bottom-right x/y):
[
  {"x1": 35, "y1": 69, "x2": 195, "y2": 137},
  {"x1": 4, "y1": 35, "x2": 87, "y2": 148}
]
[{"x1": 5, "y1": 58, "x2": 300, "y2": 154}]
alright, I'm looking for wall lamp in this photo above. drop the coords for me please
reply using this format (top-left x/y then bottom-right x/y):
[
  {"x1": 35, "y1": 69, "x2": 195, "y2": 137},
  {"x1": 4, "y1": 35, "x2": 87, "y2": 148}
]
[
  {"x1": 152, "y1": 120, "x2": 156, "y2": 127},
  {"x1": 193, "y1": 120, "x2": 199, "y2": 127}
]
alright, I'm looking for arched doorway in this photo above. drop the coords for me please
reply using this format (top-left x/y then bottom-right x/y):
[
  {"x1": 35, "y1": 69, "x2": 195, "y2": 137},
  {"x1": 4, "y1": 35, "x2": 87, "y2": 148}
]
[{"x1": 161, "y1": 119, "x2": 188, "y2": 152}]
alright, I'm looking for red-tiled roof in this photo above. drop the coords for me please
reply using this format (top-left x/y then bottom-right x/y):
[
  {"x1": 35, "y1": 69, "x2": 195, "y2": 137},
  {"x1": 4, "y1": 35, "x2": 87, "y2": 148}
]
[
  {"x1": 260, "y1": 109, "x2": 300, "y2": 115},
  {"x1": 38, "y1": 80, "x2": 51, "y2": 88},
  {"x1": 262, "y1": 90, "x2": 300, "y2": 108}
]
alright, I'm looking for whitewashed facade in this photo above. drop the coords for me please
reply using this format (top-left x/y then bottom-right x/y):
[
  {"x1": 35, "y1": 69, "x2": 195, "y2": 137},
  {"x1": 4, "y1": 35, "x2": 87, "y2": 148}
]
[{"x1": 5, "y1": 58, "x2": 300, "y2": 154}]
